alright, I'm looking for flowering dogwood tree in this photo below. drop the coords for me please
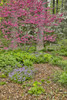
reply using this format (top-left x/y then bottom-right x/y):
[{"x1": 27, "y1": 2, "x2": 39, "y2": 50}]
[{"x1": 0, "y1": 0, "x2": 63, "y2": 50}]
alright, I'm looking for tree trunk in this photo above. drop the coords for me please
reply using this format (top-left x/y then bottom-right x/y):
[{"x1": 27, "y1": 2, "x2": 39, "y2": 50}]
[
  {"x1": 9, "y1": 13, "x2": 18, "y2": 50},
  {"x1": 56, "y1": 0, "x2": 58, "y2": 13},
  {"x1": 61, "y1": 0, "x2": 63, "y2": 13},
  {"x1": 37, "y1": 26, "x2": 44, "y2": 50},
  {"x1": 37, "y1": 0, "x2": 47, "y2": 51},
  {"x1": 53, "y1": 0, "x2": 55, "y2": 14}
]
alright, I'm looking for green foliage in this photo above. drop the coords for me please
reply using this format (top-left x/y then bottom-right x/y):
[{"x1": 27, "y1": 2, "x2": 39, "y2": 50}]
[
  {"x1": 0, "y1": 54, "x2": 21, "y2": 68},
  {"x1": 34, "y1": 53, "x2": 52, "y2": 64},
  {"x1": 0, "y1": 73, "x2": 7, "y2": 78},
  {"x1": 58, "y1": 72, "x2": 67, "y2": 86},
  {"x1": 52, "y1": 71, "x2": 62, "y2": 82},
  {"x1": 28, "y1": 81, "x2": 45, "y2": 95},
  {"x1": 1, "y1": 66, "x2": 14, "y2": 76},
  {"x1": 43, "y1": 54, "x2": 52, "y2": 62},
  {"x1": 56, "y1": 49, "x2": 67, "y2": 56},
  {"x1": 50, "y1": 56, "x2": 62, "y2": 65},
  {"x1": 27, "y1": 46, "x2": 36, "y2": 53},
  {"x1": 49, "y1": 56, "x2": 67, "y2": 70},
  {"x1": 34, "y1": 56, "x2": 45, "y2": 64},
  {"x1": 12, "y1": 51, "x2": 36, "y2": 63},
  {"x1": 23, "y1": 59, "x2": 33, "y2": 66},
  {"x1": 41, "y1": 79, "x2": 45, "y2": 83},
  {"x1": 50, "y1": 0, "x2": 62, "y2": 14},
  {"x1": 0, "y1": 81, "x2": 6, "y2": 85},
  {"x1": 53, "y1": 71, "x2": 67, "y2": 86},
  {"x1": 57, "y1": 60, "x2": 67, "y2": 70},
  {"x1": 22, "y1": 82, "x2": 33, "y2": 89}
]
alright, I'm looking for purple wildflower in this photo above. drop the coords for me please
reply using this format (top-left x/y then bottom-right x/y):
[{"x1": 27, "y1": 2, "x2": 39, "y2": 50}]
[{"x1": 8, "y1": 66, "x2": 34, "y2": 83}]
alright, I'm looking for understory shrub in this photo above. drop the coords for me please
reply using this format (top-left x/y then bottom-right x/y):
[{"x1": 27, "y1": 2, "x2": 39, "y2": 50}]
[
  {"x1": 53, "y1": 71, "x2": 67, "y2": 86},
  {"x1": 49, "y1": 56, "x2": 62, "y2": 65},
  {"x1": 28, "y1": 81, "x2": 45, "y2": 95},
  {"x1": 58, "y1": 60, "x2": 67, "y2": 70},
  {"x1": 0, "y1": 54, "x2": 21, "y2": 68},
  {"x1": 23, "y1": 59, "x2": 33, "y2": 66},
  {"x1": 57, "y1": 50, "x2": 67, "y2": 56},
  {"x1": 1, "y1": 65, "x2": 16, "y2": 76},
  {"x1": 58, "y1": 72, "x2": 67, "y2": 86},
  {"x1": 45, "y1": 39, "x2": 67, "y2": 56},
  {"x1": 34, "y1": 53, "x2": 52, "y2": 63}
]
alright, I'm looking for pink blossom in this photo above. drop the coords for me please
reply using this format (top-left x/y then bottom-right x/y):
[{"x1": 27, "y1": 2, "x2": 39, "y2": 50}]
[
  {"x1": 0, "y1": 0, "x2": 63, "y2": 49},
  {"x1": 4, "y1": 47, "x2": 8, "y2": 50}
]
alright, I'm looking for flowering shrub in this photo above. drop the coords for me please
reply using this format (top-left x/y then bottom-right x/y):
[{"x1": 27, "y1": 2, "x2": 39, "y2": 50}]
[
  {"x1": 0, "y1": 0, "x2": 63, "y2": 49},
  {"x1": 44, "y1": 34, "x2": 56, "y2": 42},
  {"x1": 9, "y1": 66, "x2": 34, "y2": 83}
]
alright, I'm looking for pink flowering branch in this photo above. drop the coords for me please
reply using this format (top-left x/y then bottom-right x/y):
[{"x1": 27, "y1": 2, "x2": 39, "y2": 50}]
[{"x1": 0, "y1": 0, "x2": 63, "y2": 49}]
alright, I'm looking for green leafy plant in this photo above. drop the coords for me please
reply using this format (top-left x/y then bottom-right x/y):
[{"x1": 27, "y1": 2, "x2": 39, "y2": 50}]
[
  {"x1": 0, "y1": 54, "x2": 21, "y2": 68},
  {"x1": 56, "y1": 60, "x2": 67, "y2": 70},
  {"x1": 50, "y1": 56, "x2": 62, "y2": 65},
  {"x1": 0, "y1": 73, "x2": 7, "y2": 78},
  {"x1": 1, "y1": 66, "x2": 14, "y2": 76},
  {"x1": 28, "y1": 81, "x2": 45, "y2": 95},
  {"x1": 0, "y1": 81, "x2": 6, "y2": 85},
  {"x1": 23, "y1": 59, "x2": 33, "y2": 66},
  {"x1": 58, "y1": 72, "x2": 67, "y2": 86},
  {"x1": 43, "y1": 54, "x2": 52, "y2": 62},
  {"x1": 41, "y1": 79, "x2": 45, "y2": 83},
  {"x1": 22, "y1": 82, "x2": 33, "y2": 89}
]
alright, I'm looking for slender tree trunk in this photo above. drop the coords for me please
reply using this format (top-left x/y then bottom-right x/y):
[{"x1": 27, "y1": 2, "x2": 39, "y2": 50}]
[
  {"x1": 61, "y1": 0, "x2": 63, "y2": 12},
  {"x1": 37, "y1": 26, "x2": 44, "y2": 50},
  {"x1": 8, "y1": 0, "x2": 18, "y2": 50},
  {"x1": 64, "y1": 0, "x2": 67, "y2": 11},
  {"x1": 37, "y1": 0, "x2": 47, "y2": 51},
  {"x1": 56, "y1": 0, "x2": 58, "y2": 13},
  {"x1": 11, "y1": 15, "x2": 18, "y2": 50},
  {"x1": 53, "y1": 0, "x2": 55, "y2": 14}
]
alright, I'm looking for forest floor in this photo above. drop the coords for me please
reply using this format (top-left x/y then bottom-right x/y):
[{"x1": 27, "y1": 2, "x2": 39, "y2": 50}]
[{"x1": 0, "y1": 61, "x2": 67, "y2": 100}]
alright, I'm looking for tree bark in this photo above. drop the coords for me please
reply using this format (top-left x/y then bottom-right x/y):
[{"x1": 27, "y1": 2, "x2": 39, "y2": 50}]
[
  {"x1": 37, "y1": 0, "x2": 47, "y2": 51},
  {"x1": 53, "y1": 0, "x2": 55, "y2": 14},
  {"x1": 56, "y1": 0, "x2": 58, "y2": 13}
]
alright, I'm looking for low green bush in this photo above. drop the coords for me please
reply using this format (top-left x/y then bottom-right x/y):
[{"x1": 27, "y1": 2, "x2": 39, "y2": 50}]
[
  {"x1": 0, "y1": 54, "x2": 21, "y2": 69},
  {"x1": 28, "y1": 81, "x2": 45, "y2": 95},
  {"x1": 0, "y1": 81, "x2": 6, "y2": 85},
  {"x1": 34, "y1": 53, "x2": 52, "y2": 64},
  {"x1": 0, "y1": 73, "x2": 7, "y2": 78},
  {"x1": 49, "y1": 56, "x2": 62, "y2": 65},
  {"x1": 56, "y1": 60, "x2": 67, "y2": 70},
  {"x1": 1, "y1": 66, "x2": 15, "y2": 76},
  {"x1": 23, "y1": 59, "x2": 33, "y2": 66},
  {"x1": 58, "y1": 72, "x2": 67, "y2": 86}
]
